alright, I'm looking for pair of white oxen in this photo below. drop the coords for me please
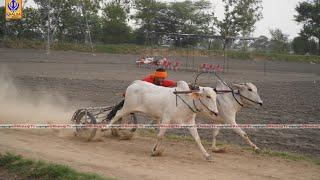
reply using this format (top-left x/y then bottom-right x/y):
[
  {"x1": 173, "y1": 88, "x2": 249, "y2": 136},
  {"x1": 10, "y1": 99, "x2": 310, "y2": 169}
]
[{"x1": 109, "y1": 79, "x2": 263, "y2": 161}]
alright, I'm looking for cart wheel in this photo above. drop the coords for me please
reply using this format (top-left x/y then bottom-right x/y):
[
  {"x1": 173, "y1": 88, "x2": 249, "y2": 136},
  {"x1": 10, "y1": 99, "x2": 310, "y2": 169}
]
[
  {"x1": 111, "y1": 113, "x2": 138, "y2": 140},
  {"x1": 73, "y1": 110, "x2": 97, "y2": 141}
]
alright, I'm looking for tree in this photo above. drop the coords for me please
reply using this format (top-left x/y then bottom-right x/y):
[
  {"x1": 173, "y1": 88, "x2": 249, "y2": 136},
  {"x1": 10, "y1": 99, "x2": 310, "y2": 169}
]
[
  {"x1": 133, "y1": 0, "x2": 214, "y2": 46},
  {"x1": 292, "y1": 36, "x2": 318, "y2": 55},
  {"x1": 101, "y1": 1, "x2": 132, "y2": 43},
  {"x1": 34, "y1": 0, "x2": 102, "y2": 43},
  {"x1": 234, "y1": 0, "x2": 263, "y2": 50},
  {"x1": 157, "y1": 0, "x2": 214, "y2": 46},
  {"x1": 250, "y1": 35, "x2": 269, "y2": 51},
  {"x1": 292, "y1": 36, "x2": 310, "y2": 55},
  {"x1": 88, "y1": 14, "x2": 104, "y2": 42},
  {"x1": 209, "y1": 39, "x2": 224, "y2": 50},
  {"x1": 133, "y1": 0, "x2": 167, "y2": 34},
  {"x1": 169, "y1": 0, "x2": 214, "y2": 35},
  {"x1": 113, "y1": 0, "x2": 134, "y2": 14},
  {"x1": 215, "y1": 0, "x2": 263, "y2": 50},
  {"x1": 215, "y1": 0, "x2": 239, "y2": 38},
  {"x1": 235, "y1": 0, "x2": 263, "y2": 36},
  {"x1": 308, "y1": 39, "x2": 319, "y2": 54},
  {"x1": 132, "y1": 28, "x2": 146, "y2": 45},
  {"x1": 0, "y1": 7, "x2": 5, "y2": 38},
  {"x1": 269, "y1": 29, "x2": 290, "y2": 53},
  {"x1": 81, "y1": 0, "x2": 103, "y2": 43},
  {"x1": 295, "y1": 0, "x2": 320, "y2": 54},
  {"x1": 1, "y1": 7, "x2": 42, "y2": 39}
]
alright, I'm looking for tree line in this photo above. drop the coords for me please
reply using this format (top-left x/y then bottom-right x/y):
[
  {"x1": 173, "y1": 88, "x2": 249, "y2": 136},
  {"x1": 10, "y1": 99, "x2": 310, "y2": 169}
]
[{"x1": 0, "y1": 0, "x2": 319, "y2": 55}]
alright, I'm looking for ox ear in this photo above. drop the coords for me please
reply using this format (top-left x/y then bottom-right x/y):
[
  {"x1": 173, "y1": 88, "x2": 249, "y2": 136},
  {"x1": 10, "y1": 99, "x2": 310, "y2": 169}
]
[
  {"x1": 233, "y1": 83, "x2": 245, "y2": 90},
  {"x1": 190, "y1": 92, "x2": 201, "y2": 99}
]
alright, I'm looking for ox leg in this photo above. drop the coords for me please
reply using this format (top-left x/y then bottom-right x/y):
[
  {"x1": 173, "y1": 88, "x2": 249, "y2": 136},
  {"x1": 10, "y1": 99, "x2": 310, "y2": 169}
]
[
  {"x1": 108, "y1": 109, "x2": 131, "y2": 137},
  {"x1": 188, "y1": 127, "x2": 212, "y2": 161},
  {"x1": 232, "y1": 124, "x2": 260, "y2": 152},
  {"x1": 151, "y1": 128, "x2": 167, "y2": 156},
  {"x1": 211, "y1": 128, "x2": 226, "y2": 153},
  {"x1": 211, "y1": 128, "x2": 219, "y2": 149},
  {"x1": 109, "y1": 109, "x2": 130, "y2": 125}
]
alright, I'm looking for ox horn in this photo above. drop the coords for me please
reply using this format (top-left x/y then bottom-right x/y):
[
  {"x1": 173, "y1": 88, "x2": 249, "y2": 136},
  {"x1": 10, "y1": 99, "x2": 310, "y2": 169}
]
[
  {"x1": 194, "y1": 72, "x2": 206, "y2": 85},
  {"x1": 191, "y1": 72, "x2": 206, "y2": 90}
]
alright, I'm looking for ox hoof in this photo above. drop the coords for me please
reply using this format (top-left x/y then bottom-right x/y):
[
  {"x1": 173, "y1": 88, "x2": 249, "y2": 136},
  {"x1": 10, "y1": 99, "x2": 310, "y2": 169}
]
[
  {"x1": 254, "y1": 147, "x2": 262, "y2": 154},
  {"x1": 205, "y1": 155, "x2": 213, "y2": 162},
  {"x1": 211, "y1": 147, "x2": 227, "y2": 153},
  {"x1": 151, "y1": 149, "x2": 164, "y2": 157},
  {"x1": 118, "y1": 131, "x2": 134, "y2": 140},
  {"x1": 111, "y1": 129, "x2": 120, "y2": 137}
]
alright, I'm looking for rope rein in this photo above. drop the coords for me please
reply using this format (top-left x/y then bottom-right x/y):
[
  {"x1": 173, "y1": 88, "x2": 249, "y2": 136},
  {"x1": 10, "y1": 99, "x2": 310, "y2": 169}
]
[{"x1": 173, "y1": 89, "x2": 217, "y2": 115}]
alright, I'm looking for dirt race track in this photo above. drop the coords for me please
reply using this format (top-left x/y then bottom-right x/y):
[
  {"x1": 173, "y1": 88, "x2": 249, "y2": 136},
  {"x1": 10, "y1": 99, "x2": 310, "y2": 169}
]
[{"x1": 0, "y1": 48, "x2": 319, "y2": 179}]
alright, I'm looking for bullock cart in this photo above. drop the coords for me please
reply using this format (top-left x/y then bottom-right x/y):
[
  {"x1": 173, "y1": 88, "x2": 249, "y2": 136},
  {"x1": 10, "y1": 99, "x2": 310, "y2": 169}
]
[{"x1": 70, "y1": 105, "x2": 138, "y2": 141}]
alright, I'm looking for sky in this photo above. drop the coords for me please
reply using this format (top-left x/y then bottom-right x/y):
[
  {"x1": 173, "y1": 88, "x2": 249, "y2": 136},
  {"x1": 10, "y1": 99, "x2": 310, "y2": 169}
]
[
  {"x1": 1, "y1": 0, "x2": 304, "y2": 39},
  {"x1": 167, "y1": 0, "x2": 304, "y2": 39}
]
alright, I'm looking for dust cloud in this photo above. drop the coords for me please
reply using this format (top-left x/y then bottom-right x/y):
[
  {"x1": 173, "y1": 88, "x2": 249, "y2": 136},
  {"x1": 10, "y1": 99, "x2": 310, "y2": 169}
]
[{"x1": 0, "y1": 68, "x2": 72, "y2": 124}]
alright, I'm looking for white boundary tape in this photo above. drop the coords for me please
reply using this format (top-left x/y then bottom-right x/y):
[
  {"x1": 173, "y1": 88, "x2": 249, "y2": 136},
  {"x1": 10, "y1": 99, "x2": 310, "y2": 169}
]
[{"x1": 0, "y1": 124, "x2": 319, "y2": 129}]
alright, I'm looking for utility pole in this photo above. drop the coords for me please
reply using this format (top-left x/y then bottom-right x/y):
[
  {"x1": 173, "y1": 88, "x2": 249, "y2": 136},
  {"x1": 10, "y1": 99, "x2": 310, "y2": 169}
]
[
  {"x1": 82, "y1": 0, "x2": 95, "y2": 56},
  {"x1": 46, "y1": 0, "x2": 51, "y2": 55}
]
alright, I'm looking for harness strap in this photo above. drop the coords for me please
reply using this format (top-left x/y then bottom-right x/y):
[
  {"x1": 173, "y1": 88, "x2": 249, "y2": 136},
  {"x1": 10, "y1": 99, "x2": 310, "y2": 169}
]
[
  {"x1": 193, "y1": 99, "x2": 201, "y2": 112},
  {"x1": 173, "y1": 89, "x2": 217, "y2": 115},
  {"x1": 233, "y1": 90, "x2": 263, "y2": 105},
  {"x1": 214, "y1": 88, "x2": 233, "y2": 94},
  {"x1": 215, "y1": 88, "x2": 263, "y2": 107},
  {"x1": 213, "y1": 73, "x2": 261, "y2": 106},
  {"x1": 214, "y1": 88, "x2": 243, "y2": 106},
  {"x1": 175, "y1": 93, "x2": 199, "y2": 113},
  {"x1": 232, "y1": 90, "x2": 244, "y2": 107},
  {"x1": 199, "y1": 98, "x2": 218, "y2": 116},
  {"x1": 239, "y1": 93, "x2": 262, "y2": 105}
]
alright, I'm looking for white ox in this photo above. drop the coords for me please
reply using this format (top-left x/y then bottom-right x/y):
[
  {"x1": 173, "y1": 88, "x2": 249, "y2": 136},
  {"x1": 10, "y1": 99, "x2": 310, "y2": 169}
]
[
  {"x1": 109, "y1": 80, "x2": 218, "y2": 160},
  {"x1": 209, "y1": 81, "x2": 263, "y2": 152}
]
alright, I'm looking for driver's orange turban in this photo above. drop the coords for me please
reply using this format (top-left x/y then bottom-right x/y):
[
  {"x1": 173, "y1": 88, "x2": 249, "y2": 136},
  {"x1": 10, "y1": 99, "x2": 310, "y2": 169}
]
[{"x1": 154, "y1": 71, "x2": 167, "y2": 78}]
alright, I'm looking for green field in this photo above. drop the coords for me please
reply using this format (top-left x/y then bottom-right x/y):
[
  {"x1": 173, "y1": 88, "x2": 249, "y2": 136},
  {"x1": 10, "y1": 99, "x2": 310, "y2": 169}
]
[
  {"x1": 0, "y1": 152, "x2": 113, "y2": 180},
  {"x1": 1, "y1": 38, "x2": 319, "y2": 64}
]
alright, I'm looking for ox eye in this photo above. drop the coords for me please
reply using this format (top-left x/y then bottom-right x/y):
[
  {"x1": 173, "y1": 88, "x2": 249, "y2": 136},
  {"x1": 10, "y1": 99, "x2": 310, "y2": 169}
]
[
  {"x1": 206, "y1": 95, "x2": 211, "y2": 99},
  {"x1": 248, "y1": 88, "x2": 252, "y2": 92}
]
